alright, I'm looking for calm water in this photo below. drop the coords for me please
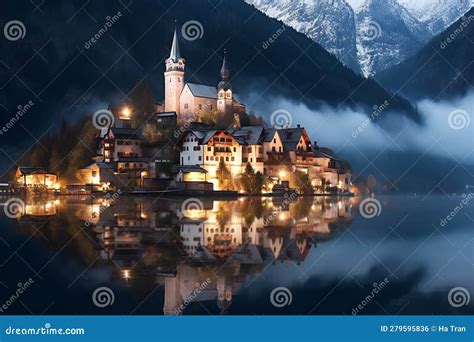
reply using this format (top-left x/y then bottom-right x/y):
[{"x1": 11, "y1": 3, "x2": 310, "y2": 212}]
[{"x1": 0, "y1": 194, "x2": 472, "y2": 315}]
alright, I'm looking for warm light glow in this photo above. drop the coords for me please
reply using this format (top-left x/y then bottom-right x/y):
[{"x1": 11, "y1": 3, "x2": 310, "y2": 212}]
[
  {"x1": 53, "y1": 183, "x2": 60, "y2": 190},
  {"x1": 279, "y1": 213, "x2": 287, "y2": 221},
  {"x1": 91, "y1": 175, "x2": 100, "y2": 184},
  {"x1": 122, "y1": 269, "x2": 131, "y2": 280},
  {"x1": 279, "y1": 170, "x2": 286, "y2": 179},
  {"x1": 122, "y1": 107, "x2": 131, "y2": 118}
]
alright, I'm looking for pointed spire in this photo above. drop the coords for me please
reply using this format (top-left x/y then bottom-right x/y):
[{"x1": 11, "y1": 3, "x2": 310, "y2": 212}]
[
  {"x1": 169, "y1": 23, "x2": 181, "y2": 62},
  {"x1": 220, "y1": 49, "x2": 229, "y2": 80}
]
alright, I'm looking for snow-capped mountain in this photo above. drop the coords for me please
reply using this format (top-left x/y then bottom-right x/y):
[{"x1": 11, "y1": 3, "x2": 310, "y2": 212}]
[
  {"x1": 398, "y1": 0, "x2": 474, "y2": 35},
  {"x1": 245, "y1": 0, "x2": 473, "y2": 77},
  {"x1": 244, "y1": 0, "x2": 360, "y2": 72}
]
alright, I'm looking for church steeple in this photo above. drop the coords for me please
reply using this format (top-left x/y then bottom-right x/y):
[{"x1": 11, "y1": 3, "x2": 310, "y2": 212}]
[
  {"x1": 218, "y1": 49, "x2": 231, "y2": 92},
  {"x1": 220, "y1": 49, "x2": 229, "y2": 80},
  {"x1": 217, "y1": 49, "x2": 233, "y2": 117},
  {"x1": 164, "y1": 24, "x2": 185, "y2": 116},
  {"x1": 169, "y1": 26, "x2": 181, "y2": 62}
]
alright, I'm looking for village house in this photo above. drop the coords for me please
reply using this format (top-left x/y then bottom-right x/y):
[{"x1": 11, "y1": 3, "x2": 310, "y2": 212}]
[
  {"x1": 15, "y1": 166, "x2": 59, "y2": 190},
  {"x1": 177, "y1": 124, "x2": 351, "y2": 192},
  {"x1": 89, "y1": 27, "x2": 351, "y2": 194}
]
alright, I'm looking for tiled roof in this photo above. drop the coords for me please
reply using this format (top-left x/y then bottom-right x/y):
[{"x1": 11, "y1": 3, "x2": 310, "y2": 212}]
[
  {"x1": 278, "y1": 128, "x2": 305, "y2": 151},
  {"x1": 186, "y1": 83, "x2": 217, "y2": 99},
  {"x1": 110, "y1": 128, "x2": 144, "y2": 140},
  {"x1": 262, "y1": 128, "x2": 277, "y2": 142},
  {"x1": 178, "y1": 165, "x2": 208, "y2": 173},
  {"x1": 17, "y1": 166, "x2": 52, "y2": 175},
  {"x1": 231, "y1": 126, "x2": 264, "y2": 145},
  {"x1": 155, "y1": 111, "x2": 177, "y2": 117}
]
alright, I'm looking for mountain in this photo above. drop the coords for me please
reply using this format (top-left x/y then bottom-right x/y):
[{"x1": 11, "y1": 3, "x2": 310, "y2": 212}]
[
  {"x1": 398, "y1": 0, "x2": 473, "y2": 35},
  {"x1": 243, "y1": 0, "x2": 360, "y2": 73},
  {"x1": 347, "y1": 0, "x2": 430, "y2": 77},
  {"x1": 0, "y1": 0, "x2": 417, "y2": 159},
  {"x1": 377, "y1": 7, "x2": 474, "y2": 100},
  {"x1": 246, "y1": 0, "x2": 472, "y2": 76}
]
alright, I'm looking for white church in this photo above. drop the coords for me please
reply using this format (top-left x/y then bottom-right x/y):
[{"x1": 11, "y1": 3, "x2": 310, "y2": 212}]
[{"x1": 164, "y1": 27, "x2": 246, "y2": 121}]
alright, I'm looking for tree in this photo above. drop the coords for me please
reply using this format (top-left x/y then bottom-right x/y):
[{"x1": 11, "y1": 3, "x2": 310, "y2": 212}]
[
  {"x1": 294, "y1": 171, "x2": 313, "y2": 194},
  {"x1": 240, "y1": 163, "x2": 264, "y2": 194},
  {"x1": 216, "y1": 159, "x2": 231, "y2": 189},
  {"x1": 130, "y1": 81, "x2": 156, "y2": 126}
]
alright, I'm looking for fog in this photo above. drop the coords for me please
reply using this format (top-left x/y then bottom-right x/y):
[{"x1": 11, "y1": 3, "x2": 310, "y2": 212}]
[{"x1": 246, "y1": 92, "x2": 473, "y2": 164}]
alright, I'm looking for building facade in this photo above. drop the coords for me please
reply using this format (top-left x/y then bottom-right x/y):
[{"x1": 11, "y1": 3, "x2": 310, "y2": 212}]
[{"x1": 163, "y1": 28, "x2": 245, "y2": 121}]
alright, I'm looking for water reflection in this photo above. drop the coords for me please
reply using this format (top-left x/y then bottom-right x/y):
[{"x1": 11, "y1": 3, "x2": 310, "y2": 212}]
[{"x1": 5, "y1": 195, "x2": 354, "y2": 314}]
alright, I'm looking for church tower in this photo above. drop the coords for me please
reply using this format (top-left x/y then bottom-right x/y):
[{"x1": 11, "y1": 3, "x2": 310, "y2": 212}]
[
  {"x1": 164, "y1": 26, "x2": 185, "y2": 115},
  {"x1": 217, "y1": 50, "x2": 233, "y2": 117}
]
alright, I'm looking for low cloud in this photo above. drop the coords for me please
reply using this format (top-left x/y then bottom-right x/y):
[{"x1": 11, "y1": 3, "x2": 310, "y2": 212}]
[{"x1": 246, "y1": 92, "x2": 474, "y2": 164}]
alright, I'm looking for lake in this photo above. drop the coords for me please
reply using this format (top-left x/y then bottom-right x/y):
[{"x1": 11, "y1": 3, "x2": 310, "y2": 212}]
[{"x1": 0, "y1": 194, "x2": 472, "y2": 315}]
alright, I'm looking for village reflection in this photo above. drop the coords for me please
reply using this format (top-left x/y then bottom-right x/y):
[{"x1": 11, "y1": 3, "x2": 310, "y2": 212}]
[{"x1": 7, "y1": 195, "x2": 354, "y2": 314}]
